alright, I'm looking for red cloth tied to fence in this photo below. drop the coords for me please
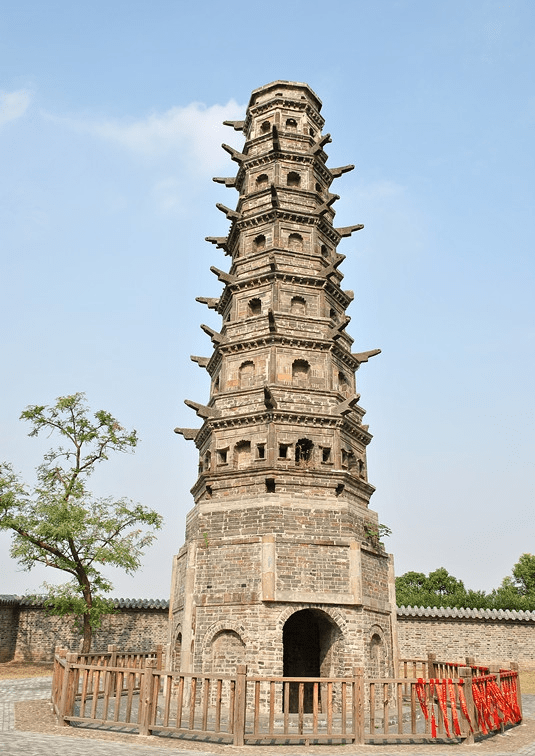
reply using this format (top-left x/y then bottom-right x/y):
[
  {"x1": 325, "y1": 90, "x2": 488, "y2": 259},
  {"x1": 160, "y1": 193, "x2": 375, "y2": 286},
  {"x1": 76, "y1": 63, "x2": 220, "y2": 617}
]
[
  {"x1": 432, "y1": 680, "x2": 451, "y2": 737},
  {"x1": 472, "y1": 676, "x2": 494, "y2": 734},
  {"x1": 457, "y1": 679, "x2": 474, "y2": 734},
  {"x1": 500, "y1": 671, "x2": 522, "y2": 723},
  {"x1": 472, "y1": 674, "x2": 522, "y2": 733},
  {"x1": 486, "y1": 678, "x2": 518, "y2": 726},
  {"x1": 415, "y1": 679, "x2": 437, "y2": 737},
  {"x1": 448, "y1": 680, "x2": 462, "y2": 737}
]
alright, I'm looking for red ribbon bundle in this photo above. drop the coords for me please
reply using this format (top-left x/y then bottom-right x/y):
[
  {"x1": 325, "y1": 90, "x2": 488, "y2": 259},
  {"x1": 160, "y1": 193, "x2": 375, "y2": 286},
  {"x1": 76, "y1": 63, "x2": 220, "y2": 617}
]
[
  {"x1": 457, "y1": 679, "x2": 474, "y2": 734},
  {"x1": 472, "y1": 673, "x2": 522, "y2": 733},
  {"x1": 500, "y1": 671, "x2": 522, "y2": 723},
  {"x1": 448, "y1": 680, "x2": 462, "y2": 737},
  {"x1": 415, "y1": 679, "x2": 437, "y2": 737},
  {"x1": 432, "y1": 680, "x2": 450, "y2": 737}
]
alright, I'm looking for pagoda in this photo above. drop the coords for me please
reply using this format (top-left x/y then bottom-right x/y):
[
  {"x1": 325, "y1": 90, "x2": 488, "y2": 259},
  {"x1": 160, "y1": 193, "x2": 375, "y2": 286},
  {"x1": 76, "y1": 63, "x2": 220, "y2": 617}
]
[{"x1": 170, "y1": 81, "x2": 397, "y2": 687}]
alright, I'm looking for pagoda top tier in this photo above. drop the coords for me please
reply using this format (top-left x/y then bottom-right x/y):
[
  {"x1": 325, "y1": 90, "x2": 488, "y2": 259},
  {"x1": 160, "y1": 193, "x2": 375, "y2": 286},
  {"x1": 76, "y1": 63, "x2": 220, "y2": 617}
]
[{"x1": 248, "y1": 80, "x2": 323, "y2": 111}]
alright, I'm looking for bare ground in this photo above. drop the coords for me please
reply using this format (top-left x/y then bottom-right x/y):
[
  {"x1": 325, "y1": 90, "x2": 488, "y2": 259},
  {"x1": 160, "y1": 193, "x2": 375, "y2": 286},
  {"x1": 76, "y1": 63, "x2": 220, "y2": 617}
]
[
  {"x1": 0, "y1": 661, "x2": 54, "y2": 679},
  {"x1": 5, "y1": 663, "x2": 535, "y2": 753},
  {"x1": 12, "y1": 699, "x2": 535, "y2": 755}
]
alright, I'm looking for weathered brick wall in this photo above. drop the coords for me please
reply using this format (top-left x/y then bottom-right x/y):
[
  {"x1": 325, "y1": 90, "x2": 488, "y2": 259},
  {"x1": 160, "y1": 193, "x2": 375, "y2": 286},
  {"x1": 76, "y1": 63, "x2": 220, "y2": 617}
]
[
  {"x1": 3, "y1": 599, "x2": 535, "y2": 670},
  {"x1": 0, "y1": 598, "x2": 169, "y2": 662},
  {"x1": 0, "y1": 602, "x2": 19, "y2": 662},
  {"x1": 397, "y1": 607, "x2": 535, "y2": 670}
]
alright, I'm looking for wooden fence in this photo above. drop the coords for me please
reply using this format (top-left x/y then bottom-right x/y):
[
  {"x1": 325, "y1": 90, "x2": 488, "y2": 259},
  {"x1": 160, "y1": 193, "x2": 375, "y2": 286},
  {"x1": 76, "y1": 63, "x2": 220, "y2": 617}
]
[{"x1": 51, "y1": 649, "x2": 522, "y2": 746}]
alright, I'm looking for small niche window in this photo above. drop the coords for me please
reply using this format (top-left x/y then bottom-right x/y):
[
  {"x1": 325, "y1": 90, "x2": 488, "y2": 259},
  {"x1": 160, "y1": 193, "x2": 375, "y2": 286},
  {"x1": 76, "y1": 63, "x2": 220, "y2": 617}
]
[
  {"x1": 253, "y1": 234, "x2": 266, "y2": 251},
  {"x1": 213, "y1": 376, "x2": 220, "y2": 394},
  {"x1": 204, "y1": 451, "x2": 212, "y2": 470},
  {"x1": 256, "y1": 173, "x2": 268, "y2": 188},
  {"x1": 290, "y1": 296, "x2": 306, "y2": 315},
  {"x1": 257, "y1": 443, "x2": 266, "y2": 460},
  {"x1": 248, "y1": 297, "x2": 262, "y2": 316},
  {"x1": 309, "y1": 127, "x2": 315, "y2": 136},
  {"x1": 288, "y1": 233, "x2": 303, "y2": 252},
  {"x1": 330, "y1": 308, "x2": 338, "y2": 322},
  {"x1": 205, "y1": 485, "x2": 212, "y2": 498},
  {"x1": 287, "y1": 171, "x2": 300, "y2": 187},
  {"x1": 342, "y1": 449, "x2": 356, "y2": 471},
  {"x1": 295, "y1": 438, "x2": 313, "y2": 466},
  {"x1": 358, "y1": 459, "x2": 365, "y2": 477},
  {"x1": 292, "y1": 359, "x2": 310, "y2": 382},
  {"x1": 322, "y1": 447, "x2": 332, "y2": 463},
  {"x1": 321, "y1": 244, "x2": 329, "y2": 257},
  {"x1": 261, "y1": 121, "x2": 271, "y2": 133},
  {"x1": 217, "y1": 449, "x2": 228, "y2": 465},
  {"x1": 315, "y1": 182, "x2": 322, "y2": 193},
  {"x1": 234, "y1": 440, "x2": 251, "y2": 469},
  {"x1": 279, "y1": 443, "x2": 289, "y2": 459},
  {"x1": 338, "y1": 371, "x2": 349, "y2": 393},
  {"x1": 266, "y1": 478, "x2": 276, "y2": 493},
  {"x1": 239, "y1": 360, "x2": 255, "y2": 388},
  {"x1": 286, "y1": 118, "x2": 297, "y2": 131}
]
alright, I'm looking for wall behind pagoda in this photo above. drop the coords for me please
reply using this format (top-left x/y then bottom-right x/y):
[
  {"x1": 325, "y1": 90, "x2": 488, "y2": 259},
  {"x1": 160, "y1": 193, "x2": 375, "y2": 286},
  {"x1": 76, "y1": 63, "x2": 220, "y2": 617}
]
[
  {"x1": 2, "y1": 600, "x2": 535, "y2": 669},
  {"x1": 0, "y1": 600, "x2": 168, "y2": 662}
]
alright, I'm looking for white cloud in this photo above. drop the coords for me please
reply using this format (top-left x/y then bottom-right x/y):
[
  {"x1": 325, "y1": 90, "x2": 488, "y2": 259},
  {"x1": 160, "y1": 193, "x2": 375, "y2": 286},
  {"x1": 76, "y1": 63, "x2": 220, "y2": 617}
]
[
  {"x1": 0, "y1": 90, "x2": 31, "y2": 127},
  {"x1": 45, "y1": 100, "x2": 246, "y2": 173}
]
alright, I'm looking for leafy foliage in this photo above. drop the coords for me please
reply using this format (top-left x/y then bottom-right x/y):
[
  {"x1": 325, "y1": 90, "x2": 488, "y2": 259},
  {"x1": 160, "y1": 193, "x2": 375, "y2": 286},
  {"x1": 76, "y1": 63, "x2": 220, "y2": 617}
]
[
  {"x1": 0, "y1": 393, "x2": 163, "y2": 651},
  {"x1": 396, "y1": 556, "x2": 535, "y2": 611}
]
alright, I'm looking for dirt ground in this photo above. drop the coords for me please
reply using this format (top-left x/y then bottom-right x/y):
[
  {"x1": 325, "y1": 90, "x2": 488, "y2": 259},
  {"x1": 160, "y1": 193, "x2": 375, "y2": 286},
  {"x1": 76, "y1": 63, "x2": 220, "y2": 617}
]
[
  {"x1": 5, "y1": 662, "x2": 535, "y2": 754},
  {"x1": 0, "y1": 661, "x2": 54, "y2": 679},
  {"x1": 13, "y1": 698, "x2": 535, "y2": 755}
]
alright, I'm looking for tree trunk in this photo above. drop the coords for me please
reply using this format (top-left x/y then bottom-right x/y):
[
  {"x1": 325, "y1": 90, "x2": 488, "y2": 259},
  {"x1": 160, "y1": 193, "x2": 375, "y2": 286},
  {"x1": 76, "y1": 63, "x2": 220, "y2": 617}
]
[{"x1": 81, "y1": 612, "x2": 92, "y2": 653}]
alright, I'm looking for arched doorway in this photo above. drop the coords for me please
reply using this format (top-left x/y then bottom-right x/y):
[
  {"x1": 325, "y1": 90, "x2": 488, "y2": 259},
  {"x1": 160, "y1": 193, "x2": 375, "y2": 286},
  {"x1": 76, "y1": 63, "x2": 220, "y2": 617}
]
[
  {"x1": 173, "y1": 630, "x2": 182, "y2": 671},
  {"x1": 283, "y1": 609, "x2": 341, "y2": 712}
]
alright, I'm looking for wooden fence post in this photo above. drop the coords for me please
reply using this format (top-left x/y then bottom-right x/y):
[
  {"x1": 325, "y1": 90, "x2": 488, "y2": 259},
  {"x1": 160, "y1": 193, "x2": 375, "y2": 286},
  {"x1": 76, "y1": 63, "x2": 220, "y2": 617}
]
[
  {"x1": 139, "y1": 658, "x2": 157, "y2": 737},
  {"x1": 511, "y1": 661, "x2": 523, "y2": 719},
  {"x1": 108, "y1": 643, "x2": 117, "y2": 667},
  {"x1": 233, "y1": 664, "x2": 247, "y2": 746},
  {"x1": 353, "y1": 667, "x2": 365, "y2": 744},
  {"x1": 105, "y1": 644, "x2": 117, "y2": 700},
  {"x1": 459, "y1": 666, "x2": 475, "y2": 744},
  {"x1": 57, "y1": 652, "x2": 78, "y2": 726},
  {"x1": 427, "y1": 652, "x2": 437, "y2": 679},
  {"x1": 156, "y1": 644, "x2": 163, "y2": 670},
  {"x1": 490, "y1": 665, "x2": 503, "y2": 732}
]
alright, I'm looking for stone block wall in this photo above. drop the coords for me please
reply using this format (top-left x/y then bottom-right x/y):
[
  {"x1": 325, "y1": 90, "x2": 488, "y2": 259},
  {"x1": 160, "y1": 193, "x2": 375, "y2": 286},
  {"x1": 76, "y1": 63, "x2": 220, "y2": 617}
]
[
  {"x1": 397, "y1": 606, "x2": 535, "y2": 670},
  {"x1": 3, "y1": 596, "x2": 535, "y2": 670},
  {"x1": 0, "y1": 596, "x2": 169, "y2": 662},
  {"x1": 0, "y1": 600, "x2": 19, "y2": 662}
]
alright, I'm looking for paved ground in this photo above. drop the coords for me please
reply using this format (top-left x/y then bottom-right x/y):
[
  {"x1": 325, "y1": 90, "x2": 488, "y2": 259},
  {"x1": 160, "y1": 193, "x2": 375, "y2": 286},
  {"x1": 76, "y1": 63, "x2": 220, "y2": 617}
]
[{"x1": 2, "y1": 676, "x2": 535, "y2": 756}]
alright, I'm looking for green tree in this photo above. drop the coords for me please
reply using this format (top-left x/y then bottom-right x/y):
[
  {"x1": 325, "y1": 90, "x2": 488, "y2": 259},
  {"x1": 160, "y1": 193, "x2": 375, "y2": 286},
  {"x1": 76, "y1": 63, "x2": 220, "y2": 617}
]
[
  {"x1": 395, "y1": 568, "x2": 474, "y2": 608},
  {"x1": 394, "y1": 571, "x2": 428, "y2": 606},
  {"x1": 489, "y1": 554, "x2": 535, "y2": 611},
  {"x1": 511, "y1": 553, "x2": 535, "y2": 594},
  {"x1": 0, "y1": 393, "x2": 163, "y2": 652}
]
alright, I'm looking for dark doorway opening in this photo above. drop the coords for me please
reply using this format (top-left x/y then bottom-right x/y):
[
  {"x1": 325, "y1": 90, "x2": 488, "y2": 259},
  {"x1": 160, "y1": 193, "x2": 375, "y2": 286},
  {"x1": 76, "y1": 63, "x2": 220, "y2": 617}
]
[{"x1": 283, "y1": 609, "x2": 340, "y2": 712}]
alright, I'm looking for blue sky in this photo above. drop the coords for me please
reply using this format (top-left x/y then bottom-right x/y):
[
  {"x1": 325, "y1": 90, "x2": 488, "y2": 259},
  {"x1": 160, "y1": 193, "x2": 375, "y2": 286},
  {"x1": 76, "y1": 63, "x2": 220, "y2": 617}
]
[{"x1": 1, "y1": 0, "x2": 534, "y2": 599}]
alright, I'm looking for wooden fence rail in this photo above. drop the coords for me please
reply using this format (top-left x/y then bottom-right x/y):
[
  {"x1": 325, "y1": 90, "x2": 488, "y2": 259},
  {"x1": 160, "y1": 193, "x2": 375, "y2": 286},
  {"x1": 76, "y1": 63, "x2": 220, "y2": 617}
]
[{"x1": 51, "y1": 651, "x2": 522, "y2": 746}]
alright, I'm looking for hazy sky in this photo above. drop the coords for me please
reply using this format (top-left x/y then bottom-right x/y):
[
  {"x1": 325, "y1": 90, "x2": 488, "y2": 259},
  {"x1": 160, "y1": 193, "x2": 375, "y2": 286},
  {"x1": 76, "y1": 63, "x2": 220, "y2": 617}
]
[{"x1": 1, "y1": 0, "x2": 534, "y2": 600}]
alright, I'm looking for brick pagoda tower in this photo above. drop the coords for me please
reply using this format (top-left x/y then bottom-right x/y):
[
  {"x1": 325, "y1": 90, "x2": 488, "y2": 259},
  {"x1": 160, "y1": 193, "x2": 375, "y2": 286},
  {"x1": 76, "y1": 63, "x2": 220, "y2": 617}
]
[{"x1": 170, "y1": 81, "x2": 397, "y2": 684}]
